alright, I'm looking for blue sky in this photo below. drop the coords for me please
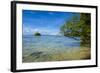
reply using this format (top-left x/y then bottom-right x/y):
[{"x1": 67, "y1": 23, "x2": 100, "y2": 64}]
[{"x1": 22, "y1": 10, "x2": 78, "y2": 35}]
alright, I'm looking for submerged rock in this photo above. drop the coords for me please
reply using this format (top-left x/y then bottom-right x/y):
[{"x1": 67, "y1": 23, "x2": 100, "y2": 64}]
[{"x1": 30, "y1": 52, "x2": 43, "y2": 56}]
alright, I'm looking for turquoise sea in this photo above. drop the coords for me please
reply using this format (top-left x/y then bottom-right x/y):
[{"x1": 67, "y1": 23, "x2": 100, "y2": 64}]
[{"x1": 22, "y1": 35, "x2": 81, "y2": 62}]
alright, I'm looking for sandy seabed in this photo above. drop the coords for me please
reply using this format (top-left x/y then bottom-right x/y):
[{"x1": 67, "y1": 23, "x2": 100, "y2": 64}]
[{"x1": 22, "y1": 46, "x2": 90, "y2": 63}]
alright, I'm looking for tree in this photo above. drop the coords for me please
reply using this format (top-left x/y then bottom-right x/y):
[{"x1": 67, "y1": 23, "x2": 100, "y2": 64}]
[
  {"x1": 60, "y1": 13, "x2": 91, "y2": 47},
  {"x1": 80, "y1": 13, "x2": 91, "y2": 46},
  {"x1": 34, "y1": 32, "x2": 41, "y2": 36},
  {"x1": 60, "y1": 13, "x2": 81, "y2": 37}
]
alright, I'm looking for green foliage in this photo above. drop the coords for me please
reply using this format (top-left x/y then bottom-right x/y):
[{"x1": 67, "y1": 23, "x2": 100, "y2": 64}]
[
  {"x1": 34, "y1": 32, "x2": 41, "y2": 36},
  {"x1": 60, "y1": 13, "x2": 91, "y2": 46},
  {"x1": 60, "y1": 14, "x2": 81, "y2": 37},
  {"x1": 80, "y1": 13, "x2": 91, "y2": 46}
]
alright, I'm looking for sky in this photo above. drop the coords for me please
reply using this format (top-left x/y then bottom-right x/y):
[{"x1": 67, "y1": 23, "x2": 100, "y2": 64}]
[{"x1": 22, "y1": 10, "x2": 78, "y2": 35}]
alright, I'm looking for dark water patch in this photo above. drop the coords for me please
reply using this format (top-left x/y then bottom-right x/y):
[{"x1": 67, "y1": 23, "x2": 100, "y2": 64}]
[{"x1": 29, "y1": 52, "x2": 43, "y2": 56}]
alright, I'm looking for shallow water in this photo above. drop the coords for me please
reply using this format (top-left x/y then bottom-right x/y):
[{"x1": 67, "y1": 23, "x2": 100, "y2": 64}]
[
  {"x1": 22, "y1": 35, "x2": 80, "y2": 57},
  {"x1": 22, "y1": 35, "x2": 83, "y2": 62}
]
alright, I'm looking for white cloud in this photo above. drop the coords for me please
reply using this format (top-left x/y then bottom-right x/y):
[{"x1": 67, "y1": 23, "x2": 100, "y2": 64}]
[
  {"x1": 24, "y1": 27, "x2": 30, "y2": 33},
  {"x1": 32, "y1": 28, "x2": 39, "y2": 32},
  {"x1": 23, "y1": 26, "x2": 59, "y2": 35}
]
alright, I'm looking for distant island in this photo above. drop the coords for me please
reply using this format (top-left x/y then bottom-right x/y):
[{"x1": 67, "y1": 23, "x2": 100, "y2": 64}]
[{"x1": 34, "y1": 32, "x2": 41, "y2": 36}]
